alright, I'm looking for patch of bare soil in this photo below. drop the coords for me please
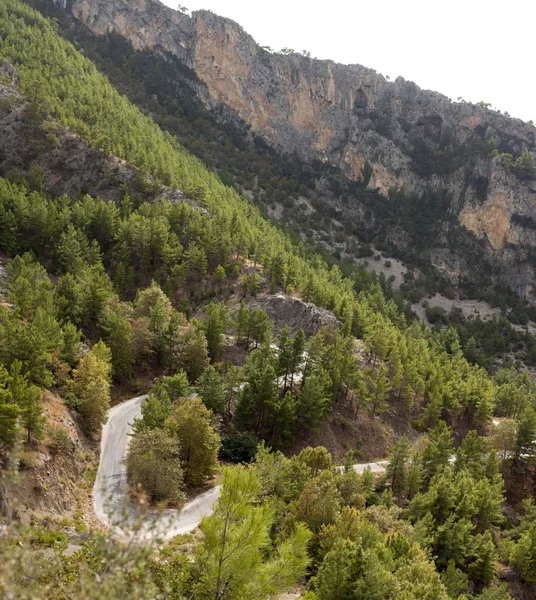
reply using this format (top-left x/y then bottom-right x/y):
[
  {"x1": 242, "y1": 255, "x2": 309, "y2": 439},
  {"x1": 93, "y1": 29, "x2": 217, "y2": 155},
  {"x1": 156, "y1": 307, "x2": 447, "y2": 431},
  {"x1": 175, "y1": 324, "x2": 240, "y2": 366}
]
[
  {"x1": 412, "y1": 293, "x2": 501, "y2": 322},
  {"x1": 287, "y1": 400, "x2": 392, "y2": 463},
  {"x1": 277, "y1": 587, "x2": 305, "y2": 600},
  {"x1": 221, "y1": 343, "x2": 248, "y2": 367},
  {"x1": 360, "y1": 252, "x2": 408, "y2": 290},
  {"x1": 8, "y1": 392, "x2": 101, "y2": 530}
]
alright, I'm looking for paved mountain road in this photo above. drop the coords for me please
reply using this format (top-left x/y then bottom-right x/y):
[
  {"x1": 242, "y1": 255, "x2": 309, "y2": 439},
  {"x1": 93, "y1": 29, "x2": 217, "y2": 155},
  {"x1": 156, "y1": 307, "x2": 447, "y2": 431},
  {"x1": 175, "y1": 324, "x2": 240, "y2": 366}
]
[
  {"x1": 93, "y1": 395, "x2": 220, "y2": 542},
  {"x1": 93, "y1": 395, "x2": 388, "y2": 542}
]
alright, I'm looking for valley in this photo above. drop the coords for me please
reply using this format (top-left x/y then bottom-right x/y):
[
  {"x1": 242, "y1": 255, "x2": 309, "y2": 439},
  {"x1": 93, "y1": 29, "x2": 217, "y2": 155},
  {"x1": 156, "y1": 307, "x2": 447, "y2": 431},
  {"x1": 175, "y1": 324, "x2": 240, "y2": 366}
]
[{"x1": 0, "y1": 1, "x2": 536, "y2": 599}]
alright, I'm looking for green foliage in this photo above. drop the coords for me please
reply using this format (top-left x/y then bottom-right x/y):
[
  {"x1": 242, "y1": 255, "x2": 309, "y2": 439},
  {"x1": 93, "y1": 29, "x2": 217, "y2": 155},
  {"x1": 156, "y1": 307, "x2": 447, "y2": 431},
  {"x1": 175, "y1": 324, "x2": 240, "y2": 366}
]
[
  {"x1": 364, "y1": 365, "x2": 392, "y2": 416},
  {"x1": 127, "y1": 427, "x2": 185, "y2": 504},
  {"x1": 0, "y1": 6, "x2": 533, "y2": 595},
  {"x1": 297, "y1": 370, "x2": 331, "y2": 430},
  {"x1": 440, "y1": 559, "x2": 468, "y2": 598},
  {"x1": 191, "y1": 466, "x2": 311, "y2": 599},
  {"x1": 386, "y1": 435, "x2": 411, "y2": 494},
  {"x1": 293, "y1": 470, "x2": 341, "y2": 532},
  {"x1": 512, "y1": 150, "x2": 536, "y2": 179},
  {"x1": 409, "y1": 461, "x2": 504, "y2": 572},
  {"x1": 421, "y1": 421, "x2": 453, "y2": 480},
  {"x1": 70, "y1": 341, "x2": 111, "y2": 437},
  {"x1": 468, "y1": 531, "x2": 496, "y2": 583},
  {"x1": 10, "y1": 361, "x2": 45, "y2": 443},
  {"x1": 0, "y1": 522, "x2": 162, "y2": 599},
  {"x1": 46, "y1": 424, "x2": 72, "y2": 455},
  {"x1": 132, "y1": 391, "x2": 172, "y2": 433},
  {"x1": 98, "y1": 298, "x2": 135, "y2": 380},
  {"x1": 196, "y1": 365, "x2": 225, "y2": 414},
  {"x1": 165, "y1": 396, "x2": 220, "y2": 486},
  {"x1": 314, "y1": 538, "x2": 358, "y2": 600},
  {"x1": 0, "y1": 365, "x2": 21, "y2": 450},
  {"x1": 220, "y1": 431, "x2": 258, "y2": 463},
  {"x1": 506, "y1": 501, "x2": 536, "y2": 584},
  {"x1": 203, "y1": 301, "x2": 229, "y2": 362}
]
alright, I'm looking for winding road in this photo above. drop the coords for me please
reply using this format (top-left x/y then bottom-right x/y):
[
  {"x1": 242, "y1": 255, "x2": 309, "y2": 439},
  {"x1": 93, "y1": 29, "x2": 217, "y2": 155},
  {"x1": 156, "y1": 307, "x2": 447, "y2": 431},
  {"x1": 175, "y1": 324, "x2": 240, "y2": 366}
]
[
  {"x1": 93, "y1": 395, "x2": 220, "y2": 542},
  {"x1": 93, "y1": 395, "x2": 388, "y2": 542}
]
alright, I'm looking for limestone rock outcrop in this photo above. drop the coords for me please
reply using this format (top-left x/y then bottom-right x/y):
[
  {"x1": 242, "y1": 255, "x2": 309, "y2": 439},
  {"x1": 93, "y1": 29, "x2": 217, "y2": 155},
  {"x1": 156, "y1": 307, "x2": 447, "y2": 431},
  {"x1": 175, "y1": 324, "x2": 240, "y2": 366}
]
[{"x1": 48, "y1": 0, "x2": 536, "y2": 300}]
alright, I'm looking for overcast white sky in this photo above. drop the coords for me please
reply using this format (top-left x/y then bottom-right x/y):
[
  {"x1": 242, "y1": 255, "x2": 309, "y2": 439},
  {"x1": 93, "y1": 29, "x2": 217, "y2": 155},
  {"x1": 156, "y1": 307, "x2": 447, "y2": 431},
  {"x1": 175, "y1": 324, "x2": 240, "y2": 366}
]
[{"x1": 161, "y1": 0, "x2": 535, "y2": 123}]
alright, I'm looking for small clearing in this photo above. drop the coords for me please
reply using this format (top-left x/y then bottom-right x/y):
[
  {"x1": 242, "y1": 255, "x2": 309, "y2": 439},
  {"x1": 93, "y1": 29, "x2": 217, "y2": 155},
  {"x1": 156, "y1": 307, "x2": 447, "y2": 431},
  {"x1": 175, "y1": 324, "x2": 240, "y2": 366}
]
[
  {"x1": 412, "y1": 293, "x2": 501, "y2": 322},
  {"x1": 359, "y1": 252, "x2": 407, "y2": 290}
]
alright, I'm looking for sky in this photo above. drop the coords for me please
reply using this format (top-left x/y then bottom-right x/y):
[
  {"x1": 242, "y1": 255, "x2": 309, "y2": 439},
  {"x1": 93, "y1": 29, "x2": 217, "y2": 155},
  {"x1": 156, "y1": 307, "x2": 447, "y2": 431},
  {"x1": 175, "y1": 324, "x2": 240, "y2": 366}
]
[{"x1": 162, "y1": 0, "x2": 536, "y2": 123}]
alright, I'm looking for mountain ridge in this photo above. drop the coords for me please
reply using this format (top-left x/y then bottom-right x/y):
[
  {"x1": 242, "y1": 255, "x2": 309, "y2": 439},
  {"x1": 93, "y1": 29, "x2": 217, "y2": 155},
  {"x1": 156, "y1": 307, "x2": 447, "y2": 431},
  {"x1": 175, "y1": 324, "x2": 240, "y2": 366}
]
[{"x1": 46, "y1": 0, "x2": 536, "y2": 305}]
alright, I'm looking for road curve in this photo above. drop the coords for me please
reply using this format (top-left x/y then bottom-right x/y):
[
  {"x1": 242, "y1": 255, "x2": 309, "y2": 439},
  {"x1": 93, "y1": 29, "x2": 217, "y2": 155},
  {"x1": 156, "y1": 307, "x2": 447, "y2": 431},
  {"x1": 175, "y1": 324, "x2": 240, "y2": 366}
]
[
  {"x1": 94, "y1": 395, "x2": 388, "y2": 542},
  {"x1": 93, "y1": 395, "x2": 220, "y2": 542}
]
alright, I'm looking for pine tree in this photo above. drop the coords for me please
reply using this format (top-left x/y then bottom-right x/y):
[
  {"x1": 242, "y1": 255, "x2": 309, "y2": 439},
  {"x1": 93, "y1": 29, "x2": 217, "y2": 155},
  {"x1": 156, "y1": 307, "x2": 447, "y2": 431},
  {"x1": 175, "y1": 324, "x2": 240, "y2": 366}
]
[
  {"x1": 70, "y1": 341, "x2": 111, "y2": 437},
  {"x1": 314, "y1": 539, "x2": 357, "y2": 600},
  {"x1": 277, "y1": 325, "x2": 293, "y2": 389},
  {"x1": 267, "y1": 391, "x2": 296, "y2": 448},
  {"x1": 289, "y1": 328, "x2": 305, "y2": 389},
  {"x1": 214, "y1": 264, "x2": 226, "y2": 292},
  {"x1": 235, "y1": 301, "x2": 249, "y2": 345},
  {"x1": 204, "y1": 301, "x2": 229, "y2": 362},
  {"x1": 406, "y1": 455, "x2": 423, "y2": 499},
  {"x1": 127, "y1": 428, "x2": 184, "y2": 504},
  {"x1": 0, "y1": 365, "x2": 20, "y2": 450},
  {"x1": 192, "y1": 467, "x2": 311, "y2": 600},
  {"x1": 294, "y1": 470, "x2": 341, "y2": 532},
  {"x1": 441, "y1": 559, "x2": 468, "y2": 598},
  {"x1": 247, "y1": 308, "x2": 273, "y2": 349},
  {"x1": 132, "y1": 391, "x2": 171, "y2": 433},
  {"x1": 99, "y1": 299, "x2": 135, "y2": 380},
  {"x1": 196, "y1": 365, "x2": 225, "y2": 414},
  {"x1": 468, "y1": 531, "x2": 496, "y2": 583},
  {"x1": 515, "y1": 407, "x2": 536, "y2": 461},
  {"x1": 387, "y1": 435, "x2": 411, "y2": 494},
  {"x1": 365, "y1": 365, "x2": 391, "y2": 417},
  {"x1": 165, "y1": 397, "x2": 220, "y2": 486},
  {"x1": 297, "y1": 371, "x2": 330, "y2": 431},
  {"x1": 421, "y1": 421, "x2": 453, "y2": 480}
]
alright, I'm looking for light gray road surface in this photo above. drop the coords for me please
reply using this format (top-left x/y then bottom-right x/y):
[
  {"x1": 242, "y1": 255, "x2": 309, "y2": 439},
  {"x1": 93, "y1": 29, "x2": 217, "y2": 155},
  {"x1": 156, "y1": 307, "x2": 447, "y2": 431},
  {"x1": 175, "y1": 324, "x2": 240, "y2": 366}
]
[
  {"x1": 94, "y1": 395, "x2": 388, "y2": 542},
  {"x1": 352, "y1": 461, "x2": 388, "y2": 474},
  {"x1": 93, "y1": 395, "x2": 220, "y2": 542}
]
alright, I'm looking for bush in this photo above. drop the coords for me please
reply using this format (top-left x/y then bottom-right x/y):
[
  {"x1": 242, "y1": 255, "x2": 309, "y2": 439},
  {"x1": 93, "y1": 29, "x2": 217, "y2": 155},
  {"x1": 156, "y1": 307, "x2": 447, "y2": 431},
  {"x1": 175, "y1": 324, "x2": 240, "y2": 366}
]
[
  {"x1": 47, "y1": 425, "x2": 72, "y2": 456},
  {"x1": 356, "y1": 245, "x2": 374, "y2": 258},
  {"x1": 220, "y1": 432, "x2": 258, "y2": 463},
  {"x1": 425, "y1": 306, "x2": 448, "y2": 325},
  {"x1": 28, "y1": 526, "x2": 67, "y2": 549}
]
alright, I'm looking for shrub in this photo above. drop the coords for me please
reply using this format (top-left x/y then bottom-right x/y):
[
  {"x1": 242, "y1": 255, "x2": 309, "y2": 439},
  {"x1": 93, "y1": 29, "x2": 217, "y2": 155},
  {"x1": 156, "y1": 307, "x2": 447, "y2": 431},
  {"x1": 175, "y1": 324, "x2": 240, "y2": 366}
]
[
  {"x1": 47, "y1": 425, "x2": 72, "y2": 456},
  {"x1": 220, "y1": 432, "x2": 259, "y2": 463}
]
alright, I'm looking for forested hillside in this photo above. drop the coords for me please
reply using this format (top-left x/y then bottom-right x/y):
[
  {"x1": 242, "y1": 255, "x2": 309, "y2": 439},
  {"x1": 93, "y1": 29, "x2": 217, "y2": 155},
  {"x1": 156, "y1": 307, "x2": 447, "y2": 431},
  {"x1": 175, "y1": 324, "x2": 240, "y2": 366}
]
[
  {"x1": 1, "y1": 1, "x2": 536, "y2": 598},
  {"x1": 26, "y1": 0, "x2": 536, "y2": 315},
  {"x1": 22, "y1": 0, "x2": 536, "y2": 368}
]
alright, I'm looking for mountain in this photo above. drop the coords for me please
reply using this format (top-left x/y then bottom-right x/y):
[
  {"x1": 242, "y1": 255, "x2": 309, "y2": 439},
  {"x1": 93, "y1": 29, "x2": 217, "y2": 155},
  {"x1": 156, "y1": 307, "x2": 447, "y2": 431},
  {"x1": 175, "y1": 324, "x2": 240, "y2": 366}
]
[
  {"x1": 4, "y1": 2, "x2": 536, "y2": 598},
  {"x1": 47, "y1": 0, "x2": 536, "y2": 305}
]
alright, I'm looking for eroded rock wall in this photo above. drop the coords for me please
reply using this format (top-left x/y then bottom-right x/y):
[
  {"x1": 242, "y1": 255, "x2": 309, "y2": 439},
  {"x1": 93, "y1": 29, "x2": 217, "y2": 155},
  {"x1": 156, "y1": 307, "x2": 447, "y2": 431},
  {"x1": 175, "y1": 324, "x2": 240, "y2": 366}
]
[{"x1": 47, "y1": 1, "x2": 536, "y2": 299}]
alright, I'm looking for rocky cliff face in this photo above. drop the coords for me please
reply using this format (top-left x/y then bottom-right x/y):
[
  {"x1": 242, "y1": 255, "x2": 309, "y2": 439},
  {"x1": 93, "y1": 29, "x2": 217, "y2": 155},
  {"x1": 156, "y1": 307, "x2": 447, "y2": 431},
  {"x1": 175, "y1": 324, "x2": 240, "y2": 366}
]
[{"x1": 49, "y1": 0, "x2": 536, "y2": 300}]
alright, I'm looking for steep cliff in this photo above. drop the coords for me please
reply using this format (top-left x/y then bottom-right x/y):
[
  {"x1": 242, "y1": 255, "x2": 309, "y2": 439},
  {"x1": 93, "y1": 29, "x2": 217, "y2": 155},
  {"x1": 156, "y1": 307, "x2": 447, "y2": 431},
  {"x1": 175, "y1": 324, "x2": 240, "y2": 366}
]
[{"x1": 41, "y1": 0, "x2": 536, "y2": 301}]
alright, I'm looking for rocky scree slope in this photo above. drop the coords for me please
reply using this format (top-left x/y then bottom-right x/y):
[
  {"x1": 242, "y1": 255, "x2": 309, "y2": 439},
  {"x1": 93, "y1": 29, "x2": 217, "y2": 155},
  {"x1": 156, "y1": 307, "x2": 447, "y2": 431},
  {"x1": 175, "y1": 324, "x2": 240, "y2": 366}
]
[{"x1": 33, "y1": 1, "x2": 536, "y2": 301}]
